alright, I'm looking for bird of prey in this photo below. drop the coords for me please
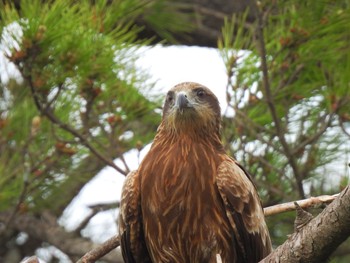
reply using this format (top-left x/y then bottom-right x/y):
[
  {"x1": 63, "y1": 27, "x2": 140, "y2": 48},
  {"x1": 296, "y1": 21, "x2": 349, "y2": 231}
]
[{"x1": 119, "y1": 82, "x2": 272, "y2": 263}]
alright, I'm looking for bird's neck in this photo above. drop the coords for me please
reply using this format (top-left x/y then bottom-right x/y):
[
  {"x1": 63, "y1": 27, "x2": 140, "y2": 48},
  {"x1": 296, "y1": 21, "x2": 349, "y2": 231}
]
[{"x1": 152, "y1": 123, "x2": 224, "y2": 156}]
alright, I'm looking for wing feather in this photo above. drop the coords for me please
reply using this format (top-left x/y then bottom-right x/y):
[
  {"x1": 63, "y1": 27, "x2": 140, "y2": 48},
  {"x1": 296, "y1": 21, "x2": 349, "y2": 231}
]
[
  {"x1": 216, "y1": 159, "x2": 272, "y2": 262},
  {"x1": 119, "y1": 170, "x2": 151, "y2": 263}
]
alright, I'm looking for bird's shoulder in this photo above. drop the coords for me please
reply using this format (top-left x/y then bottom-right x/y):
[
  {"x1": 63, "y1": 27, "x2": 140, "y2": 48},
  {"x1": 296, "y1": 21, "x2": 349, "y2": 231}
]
[
  {"x1": 216, "y1": 158, "x2": 257, "y2": 201},
  {"x1": 119, "y1": 170, "x2": 152, "y2": 263},
  {"x1": 120, "y1": 170, "x2": 140, "y2": 220},
  {"x1": 215, "y1": 157, "x2": 272, "y2": 261}
]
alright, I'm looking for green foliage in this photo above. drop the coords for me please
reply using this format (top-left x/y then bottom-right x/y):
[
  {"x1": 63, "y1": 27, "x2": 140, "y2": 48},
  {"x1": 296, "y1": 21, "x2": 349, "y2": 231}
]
[
  {"x1": 0, "y1": 0, "x2": 163, "y2": 212},
  {"x1": 218, "y1": 0, "x2": 350, "y2": 254}
]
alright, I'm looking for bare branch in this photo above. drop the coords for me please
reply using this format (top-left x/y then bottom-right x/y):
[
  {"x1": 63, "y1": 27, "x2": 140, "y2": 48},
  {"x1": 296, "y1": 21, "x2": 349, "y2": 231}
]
[
  {"x1": 76, "y1": 235, "x2": 120, "y2": 263},
  {"x1": 22, "y1": 256, "x2": 40, "y2": 263},
  {"x1": 73, "y1": 211, "x2": 100, "y2": 235},
  {"x1": 119, "y1": 154, "x2": 131, "y2": 174},
  {"x1": 264, "y1": 193, "x2": 339, "y2": 217},
  {"x1": 74, "y1": 202, "x2": 120, "y2": 234}
]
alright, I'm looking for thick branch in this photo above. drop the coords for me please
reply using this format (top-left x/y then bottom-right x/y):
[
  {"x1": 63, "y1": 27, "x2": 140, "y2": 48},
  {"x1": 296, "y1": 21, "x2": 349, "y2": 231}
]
[{"x1": 261, "y1": 185, "x2": 350, "y2": 262}]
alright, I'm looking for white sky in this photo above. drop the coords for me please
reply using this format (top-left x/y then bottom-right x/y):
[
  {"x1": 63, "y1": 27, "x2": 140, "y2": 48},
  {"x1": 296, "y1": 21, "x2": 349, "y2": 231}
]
[{"x1": 59, "y1": 45, "x2": 229, "y2": 244}]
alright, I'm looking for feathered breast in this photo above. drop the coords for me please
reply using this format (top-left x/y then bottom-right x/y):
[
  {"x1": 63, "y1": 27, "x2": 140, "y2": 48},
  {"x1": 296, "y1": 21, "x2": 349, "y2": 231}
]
[{"x1": 138, "y1": 132, "x2": 235, "y2": 262}]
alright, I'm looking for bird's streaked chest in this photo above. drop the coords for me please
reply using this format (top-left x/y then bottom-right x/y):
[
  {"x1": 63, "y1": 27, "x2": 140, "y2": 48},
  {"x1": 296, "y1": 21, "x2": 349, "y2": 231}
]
[
  {"x1": 138, "y1": 140, "x2": 232, "y2": 261},
  {"x1": 139, "y1": 139, "x2": 220, "y2": 213}
]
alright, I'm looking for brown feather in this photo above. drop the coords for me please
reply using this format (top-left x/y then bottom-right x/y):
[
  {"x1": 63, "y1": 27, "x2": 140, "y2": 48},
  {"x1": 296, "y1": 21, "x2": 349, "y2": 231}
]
[
  {"x1": 119, "y1": 82, "x2": 272, "y2": 262},
  {"x1": 119, "y1": 171, "x2": 151, "y2": 263}
]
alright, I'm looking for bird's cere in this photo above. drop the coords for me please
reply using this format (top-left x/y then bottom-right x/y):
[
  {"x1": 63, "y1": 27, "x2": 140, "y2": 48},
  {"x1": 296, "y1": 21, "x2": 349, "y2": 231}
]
[{"x1": 175, "y1": 91, "x2": 192, "y2": 113}]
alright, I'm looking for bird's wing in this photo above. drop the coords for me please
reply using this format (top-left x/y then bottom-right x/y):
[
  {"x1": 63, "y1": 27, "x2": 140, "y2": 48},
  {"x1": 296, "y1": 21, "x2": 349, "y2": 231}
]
[
  {"x1": 216, "y1": 159, "x2": 272, "y2": 262},
  {"x1": 119, "y1": 170, "x2": 151, "y2": 263}
]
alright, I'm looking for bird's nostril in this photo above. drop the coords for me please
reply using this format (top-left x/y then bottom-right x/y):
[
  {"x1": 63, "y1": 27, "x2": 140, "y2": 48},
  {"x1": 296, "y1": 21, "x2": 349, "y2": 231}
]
[{"x1": 175, "y1": 93, "x2": 190, "y2": 110}]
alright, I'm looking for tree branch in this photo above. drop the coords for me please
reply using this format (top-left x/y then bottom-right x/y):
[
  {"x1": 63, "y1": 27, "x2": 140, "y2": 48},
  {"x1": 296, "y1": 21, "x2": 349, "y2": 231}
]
[
  {"x1": 25, "y1": 74, "x2": 127, "y2": 176},
  {"x1": 76, "y1": 235, "x2": 120, "y2": 263},
  {"x1": 74, "y1": 202, "x2": 120, "y2": 234},
  {"x1": 264, "y1": 193, "x2": 339, "y2": 217},
  {"x1": 261, "y1": 185, "x2": 350, "y2": 262},
  {"x1": 293, "y1": 113, "x2": 334, "y2": 157},
  {"x1": 252, "y1": 1, "x2": 305, "y2": 198}
]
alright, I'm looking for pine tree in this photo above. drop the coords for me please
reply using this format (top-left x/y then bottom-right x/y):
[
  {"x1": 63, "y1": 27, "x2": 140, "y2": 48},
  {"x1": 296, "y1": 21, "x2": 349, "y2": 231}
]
[{"x1": 1, "y1": 0, "x2": 350, "y2": 262}]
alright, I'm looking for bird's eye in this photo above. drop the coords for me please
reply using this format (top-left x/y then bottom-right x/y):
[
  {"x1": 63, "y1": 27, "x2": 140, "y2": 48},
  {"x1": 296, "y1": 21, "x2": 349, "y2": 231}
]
[
  {"x1": 166, "y1": 92, "x2": 174, "y2": 103},
  {"x1": 196, "y1": 88, "x2": 205, "y2": 98}
]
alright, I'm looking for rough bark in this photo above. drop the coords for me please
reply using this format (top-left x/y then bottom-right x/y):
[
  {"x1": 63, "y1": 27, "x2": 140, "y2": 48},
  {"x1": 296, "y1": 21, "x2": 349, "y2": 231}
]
[{"x1": 261, "y1": 185, "x2": 350, "y2": 262}]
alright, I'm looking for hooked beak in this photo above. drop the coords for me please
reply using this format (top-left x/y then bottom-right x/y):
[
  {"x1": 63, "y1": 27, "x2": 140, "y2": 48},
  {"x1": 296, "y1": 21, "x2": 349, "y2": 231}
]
[{"x1": 175, "y1": 92, "x2": 193, "y2": 113}]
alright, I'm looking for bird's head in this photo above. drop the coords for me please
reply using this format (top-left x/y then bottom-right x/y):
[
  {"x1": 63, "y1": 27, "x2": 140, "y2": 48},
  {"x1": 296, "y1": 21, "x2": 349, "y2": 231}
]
[{"x1": 161, "y1": 82, "x2": 221, "y2": 135}]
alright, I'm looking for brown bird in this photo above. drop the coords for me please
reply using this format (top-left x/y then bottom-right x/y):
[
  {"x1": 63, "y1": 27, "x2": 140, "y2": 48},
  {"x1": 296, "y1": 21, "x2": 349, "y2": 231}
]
[{"x1": 119, "y1": 82, "x2": 272, "y2": 263}]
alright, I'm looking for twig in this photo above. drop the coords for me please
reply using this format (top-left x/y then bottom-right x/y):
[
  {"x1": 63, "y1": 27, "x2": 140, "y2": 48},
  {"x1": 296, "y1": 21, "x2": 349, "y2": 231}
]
[
  {"x1": 76, "y1": 235, "x2": 120, "y2": 263},
  {"x1": 264, "y1": 193, "x2": 339, "y2": 217},
  {"x1": 119, "y1": 154, "x2": 131, "y2": 174},
  {"x1": 234, "y1": 110, "x2": 284, "y2": 154},
  {"x1": 88, "y1": 202, "x2": 120, "y2": 210},
  {"x1": 292, "y1": 113, "x2": 334, "y2": 156},
  {"x1": 74, "y1": 202, "x2": 121, "y2": 234},
  {"x1": 74, "y1": 210, "x2": 100, "y2": 235},
  {"x1": 45, "y1": 83, "x2": 64, "y2": 111},
  {"x1": 339, "y1": 117, "x2": 350, "y2": 139},
  {"x1": 21, "y1": 256, "x2": 40, "y2": 263},
  {"x1": 275, "y1": 64, "x2": 305, "y2": 93}
]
